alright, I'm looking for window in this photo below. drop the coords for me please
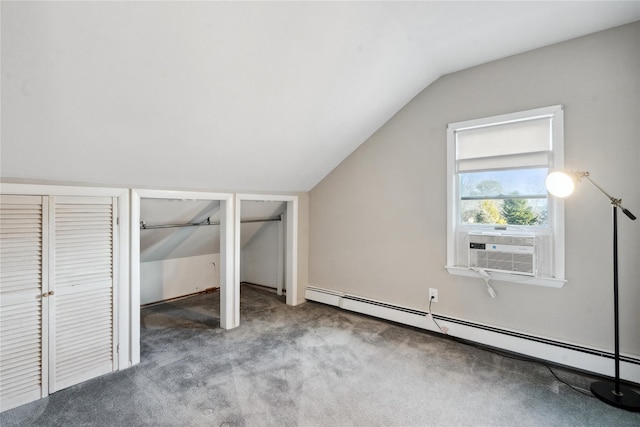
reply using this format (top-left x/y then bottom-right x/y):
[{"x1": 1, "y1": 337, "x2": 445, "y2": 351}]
[{"x1": 446, "y1": 105, "x2": 566, "y2": 287}]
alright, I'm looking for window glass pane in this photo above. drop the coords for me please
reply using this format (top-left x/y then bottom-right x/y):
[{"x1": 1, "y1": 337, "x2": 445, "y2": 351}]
[
  {"x1": 460, "y1": 168, "x2": 547, "y2": 198},
  {"x1": 459, "y1": 168, "x2": 548, "y2": 226},
  {"x1": 460, "y1": 198, "x2": 548, "y2": 226}
]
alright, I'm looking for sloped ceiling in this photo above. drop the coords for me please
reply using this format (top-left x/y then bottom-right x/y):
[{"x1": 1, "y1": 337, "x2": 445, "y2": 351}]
[
  {"x1": 140, "y1": 199, "x2": 221, "y2": 261},
  {"x1": 2, "y1": 1, "x2": 639, "y2": 192},
  {"x1": 239, "y1": 201, "x2": 286, "y2": 249},
  {"x1": 140, "y1": 198, "x2": 285, "y2": 261}
]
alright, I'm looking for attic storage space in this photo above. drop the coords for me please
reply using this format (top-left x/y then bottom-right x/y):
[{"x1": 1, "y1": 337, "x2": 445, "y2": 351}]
[
  {"x1": 140, "y1": 199, "x2": 221, "y2": 307},
  {"x1": 240, "y1": 201, "x2": 287, "y2": 295}
]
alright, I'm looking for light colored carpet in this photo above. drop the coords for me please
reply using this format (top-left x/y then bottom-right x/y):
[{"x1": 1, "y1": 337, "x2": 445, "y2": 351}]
[{"x1": 2, "y1": 284, "x2": 640, "y2": 426}]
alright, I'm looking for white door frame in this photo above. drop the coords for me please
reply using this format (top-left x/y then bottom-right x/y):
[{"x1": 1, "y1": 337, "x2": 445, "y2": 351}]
[
  {"x1": 235, "y1": 194, "x2": 298, "y2": 324},
  {"x1": 0, "y1": 183, "x2": 130, "y2": 370},
  {"x1": 131, "y1": 189, "x2": 236, "y2": 366}
]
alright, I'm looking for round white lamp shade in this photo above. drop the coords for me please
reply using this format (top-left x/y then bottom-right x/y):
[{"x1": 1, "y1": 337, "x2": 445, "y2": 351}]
[{"x1": 545, "y1": 171, "x2": 576, "y2": 197}]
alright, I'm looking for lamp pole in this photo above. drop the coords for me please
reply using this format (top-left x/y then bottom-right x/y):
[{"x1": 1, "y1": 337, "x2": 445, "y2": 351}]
[
  {"x1": 581, "y1": 176, "x2": 640, "y2": 412},
  {"x1": 613, "y1": 205, "x2": 620, "y2": 395},
  {"x1": 546, "y1": 170, "x2": 640, "y2": 411}
]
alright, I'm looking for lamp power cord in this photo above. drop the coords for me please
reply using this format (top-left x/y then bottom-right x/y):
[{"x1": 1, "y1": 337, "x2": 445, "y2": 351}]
[{"x1": 426, "y1": 296, "x2": 594, "y2": 398}]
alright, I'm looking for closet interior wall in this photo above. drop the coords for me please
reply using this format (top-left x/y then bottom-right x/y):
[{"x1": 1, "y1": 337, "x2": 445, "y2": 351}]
[
  {"x1": 239, "y1": 201, "x2": 287, "y2": 293},
  {"x1": 139, "y1": 198, "x2": 221, "y2": 305}
]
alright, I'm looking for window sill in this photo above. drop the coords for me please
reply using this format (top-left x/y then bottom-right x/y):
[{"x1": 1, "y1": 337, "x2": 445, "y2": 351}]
[{"x1": 445, "y1": 266, "x2": 566, "y2": 288}]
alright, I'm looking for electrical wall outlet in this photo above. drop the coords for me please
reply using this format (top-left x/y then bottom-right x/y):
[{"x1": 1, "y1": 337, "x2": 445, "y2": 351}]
[{"x1": 429, "y1": 288, "x2": 438, "y2": 303}]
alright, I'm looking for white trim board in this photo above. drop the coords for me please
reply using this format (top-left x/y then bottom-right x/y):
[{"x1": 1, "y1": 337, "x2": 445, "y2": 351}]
[
  {"x1": 445, "y1": 266, "x2": 566, "y2": 288},
  {"x1": 305, "y1": 286, "x2": 640, "y2": 384}
]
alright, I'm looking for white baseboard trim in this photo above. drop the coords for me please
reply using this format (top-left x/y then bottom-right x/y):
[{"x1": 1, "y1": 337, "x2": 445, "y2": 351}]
[{"x1": 305, "y1": 286, "x2": 640, "y2": 385}]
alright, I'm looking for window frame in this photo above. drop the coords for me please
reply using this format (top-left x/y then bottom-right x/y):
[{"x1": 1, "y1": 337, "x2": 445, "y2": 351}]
[{"x1": 445, "y1": 105, "x2": 567, "y2": 288}]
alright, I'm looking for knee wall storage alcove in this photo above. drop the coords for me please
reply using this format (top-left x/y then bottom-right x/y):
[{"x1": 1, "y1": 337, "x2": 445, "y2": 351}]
[{"x1": 139, "y1": 198, "x2": 221, "y2": 306}]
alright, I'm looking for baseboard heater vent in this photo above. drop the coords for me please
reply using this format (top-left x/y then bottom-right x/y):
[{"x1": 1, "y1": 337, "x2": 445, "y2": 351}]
[
  {"x1": 305, "y1": 286, "x2": 640, "y2": 384},
  {"x1": 343, "y1": 295, "x2": 425, "y2": 317},
  {"x1": 342, "y1": 293, "x2": 634, "y2": 361}
]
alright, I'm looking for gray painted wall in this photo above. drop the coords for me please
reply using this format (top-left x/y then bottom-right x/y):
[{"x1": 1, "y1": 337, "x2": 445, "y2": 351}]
[{"x1": 308, "y1": 22, "x2": 640, "y2": 355}]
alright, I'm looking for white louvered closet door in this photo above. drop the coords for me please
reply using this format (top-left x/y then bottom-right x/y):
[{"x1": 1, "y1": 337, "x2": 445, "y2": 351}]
[
  {"x1": 0, "y1": 195, "x2": 48, "y2": 411},
  {"x1": 49, "y1": 196, "x2": 118, "y2": 392}
]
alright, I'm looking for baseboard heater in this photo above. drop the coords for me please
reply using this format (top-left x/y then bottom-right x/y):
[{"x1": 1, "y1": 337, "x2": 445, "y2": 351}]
[{"x1": 305, "y1": 286, "x2": 640, "y2": 385}]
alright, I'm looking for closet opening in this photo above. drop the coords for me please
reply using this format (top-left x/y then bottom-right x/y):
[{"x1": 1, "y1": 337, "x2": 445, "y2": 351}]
[
  {"x1": 131, "y1": 190, "x2": 235, "y2": 366},
  {"x1": 235, "y1": 194, "x2": 299, "y2": 326},
  {"x1": 239, "y1": 200, "x2": 287, "y2": 300},
  {"x1": 139, "y1": 197, "x2": 221, "y2": 322}
]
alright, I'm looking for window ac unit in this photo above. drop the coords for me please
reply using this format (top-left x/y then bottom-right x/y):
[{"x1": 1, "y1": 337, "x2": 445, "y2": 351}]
[{"x1": 468, "y1": 231, "x2": 536, "y2": 276}]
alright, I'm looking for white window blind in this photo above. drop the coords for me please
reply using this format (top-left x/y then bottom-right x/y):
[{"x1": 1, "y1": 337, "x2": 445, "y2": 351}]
[{"x1": 455, "y1": 117, "x2": 552, "y2": 172}]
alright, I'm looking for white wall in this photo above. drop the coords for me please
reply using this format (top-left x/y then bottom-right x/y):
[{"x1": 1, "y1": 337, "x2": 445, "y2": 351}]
[
  {"x1": 140, "y1": 253, "x2": 220, "y2": 305},
  {"x1": 240, "y1": 221, "x2": 282, "y2": 288},
  {"x1": 309, "y1": 23, "x2": 640, "y2": 357}
]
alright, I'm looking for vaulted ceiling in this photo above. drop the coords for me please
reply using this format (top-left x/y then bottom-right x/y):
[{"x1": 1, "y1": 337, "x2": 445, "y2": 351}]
[{"x1": 2, "y1": 1, "x2": 639, "y2": 192}]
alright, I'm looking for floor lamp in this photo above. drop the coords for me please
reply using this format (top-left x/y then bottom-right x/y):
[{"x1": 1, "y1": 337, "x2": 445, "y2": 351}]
[{"x1": 545, "y1": 170, "x2": 640, "y2": 412}]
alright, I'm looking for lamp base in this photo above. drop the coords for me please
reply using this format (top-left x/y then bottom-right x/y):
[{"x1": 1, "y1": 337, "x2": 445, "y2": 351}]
[{"x1": 591, "y1": 381, "x2": 640, "y2": 412}]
